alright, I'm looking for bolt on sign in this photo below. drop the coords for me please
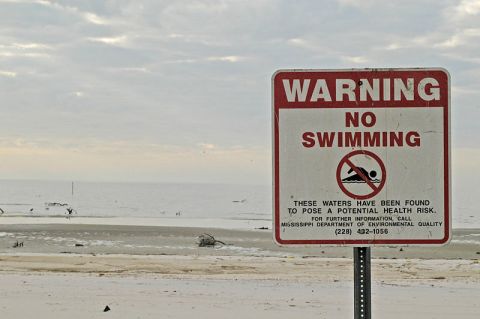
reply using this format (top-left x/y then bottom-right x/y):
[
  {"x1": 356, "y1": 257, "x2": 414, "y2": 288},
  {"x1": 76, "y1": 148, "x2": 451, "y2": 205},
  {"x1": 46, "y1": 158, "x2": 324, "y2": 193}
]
[{"x1": 272, "y1": 68, "x2": 451, "y2": 246}]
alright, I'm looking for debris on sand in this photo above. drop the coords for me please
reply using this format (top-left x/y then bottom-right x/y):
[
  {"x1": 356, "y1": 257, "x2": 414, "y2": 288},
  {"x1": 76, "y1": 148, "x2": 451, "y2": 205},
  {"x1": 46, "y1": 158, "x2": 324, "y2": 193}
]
[
  {"x1": 13, "y1": 241, "x2": 24, "y2": 248},
  {"x1": 196, "y1": 233, "x2": 226, "y2": 247},
  {"x1": 103, "y1": 305, "x2": 111, "y2": 312},
  {"x1": 45, "y1": 202, "x2": 69, "y2": 207},
  {"x1": 232, "y1": 199, "x2": 247, "y2": 203}
]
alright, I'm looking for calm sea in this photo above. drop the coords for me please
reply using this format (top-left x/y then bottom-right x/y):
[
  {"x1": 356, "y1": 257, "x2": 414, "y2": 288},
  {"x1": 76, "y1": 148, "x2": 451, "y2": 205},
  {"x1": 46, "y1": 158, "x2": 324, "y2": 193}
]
[
  {"x1": 0, "y1": 180, "x2": 270, "y2": 222},
  {"x1": 0, "y1": 180, "x2": 477, "y2": 229}
]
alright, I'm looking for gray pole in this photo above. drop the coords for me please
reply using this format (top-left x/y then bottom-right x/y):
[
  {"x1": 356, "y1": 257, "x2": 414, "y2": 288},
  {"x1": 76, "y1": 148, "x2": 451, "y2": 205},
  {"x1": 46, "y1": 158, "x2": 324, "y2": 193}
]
[{"x1": 354, "y1": 247, "x2": 371, "y2": 319}]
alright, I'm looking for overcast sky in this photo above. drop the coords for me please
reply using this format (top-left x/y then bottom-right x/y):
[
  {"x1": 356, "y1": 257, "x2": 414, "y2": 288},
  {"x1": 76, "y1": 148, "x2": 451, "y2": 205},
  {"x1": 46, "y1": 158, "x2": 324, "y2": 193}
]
[{"x1": 0, "y1": 0, "x2": 478, "y2": 202}]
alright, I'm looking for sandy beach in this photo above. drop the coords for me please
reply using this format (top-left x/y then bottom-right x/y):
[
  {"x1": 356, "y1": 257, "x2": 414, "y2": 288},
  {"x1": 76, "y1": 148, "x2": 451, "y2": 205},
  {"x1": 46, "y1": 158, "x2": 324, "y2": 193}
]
[
  {"x1": 0, "y1": 222, "x2": 479, "y2": 318},
  {"x1": 1, "y1": 256, "x2": 479, "y2": 319}
]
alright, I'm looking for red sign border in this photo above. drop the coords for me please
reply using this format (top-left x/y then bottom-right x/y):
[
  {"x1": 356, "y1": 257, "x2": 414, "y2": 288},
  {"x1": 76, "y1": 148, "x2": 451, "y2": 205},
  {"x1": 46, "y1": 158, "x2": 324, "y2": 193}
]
[{"x1": 272, "y1": 68, "x2": 451, "y2": 246}]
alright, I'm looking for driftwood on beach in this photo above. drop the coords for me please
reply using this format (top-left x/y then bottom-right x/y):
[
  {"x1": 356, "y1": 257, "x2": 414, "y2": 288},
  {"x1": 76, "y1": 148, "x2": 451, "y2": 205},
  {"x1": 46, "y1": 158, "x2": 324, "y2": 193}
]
[{"x1": 196, "y1": 233, "x2": 226, "y2": 247}]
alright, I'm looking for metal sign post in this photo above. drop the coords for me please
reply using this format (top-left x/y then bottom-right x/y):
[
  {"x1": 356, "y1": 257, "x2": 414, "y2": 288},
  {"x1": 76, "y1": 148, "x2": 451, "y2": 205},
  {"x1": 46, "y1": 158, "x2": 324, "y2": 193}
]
[{"x1": 354, "y1": 247, "x2": 371, "y2": 319}]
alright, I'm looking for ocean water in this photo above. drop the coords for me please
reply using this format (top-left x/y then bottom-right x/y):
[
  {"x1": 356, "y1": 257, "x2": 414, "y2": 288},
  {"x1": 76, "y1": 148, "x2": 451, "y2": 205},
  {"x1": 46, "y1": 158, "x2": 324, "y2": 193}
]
[
  {"x1": 0, "y1": 180, "x2": 271, "y2": 224},
  {"x1": 0, "y1": 180, "x2": 478, "y2": 229}
]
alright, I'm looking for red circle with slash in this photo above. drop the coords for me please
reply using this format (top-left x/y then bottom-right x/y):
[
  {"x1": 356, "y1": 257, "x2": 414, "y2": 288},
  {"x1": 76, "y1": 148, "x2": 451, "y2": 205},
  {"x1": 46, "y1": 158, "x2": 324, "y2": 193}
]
[{"x1": 336, "y1": 150, "x2": 386, "y2": 200}]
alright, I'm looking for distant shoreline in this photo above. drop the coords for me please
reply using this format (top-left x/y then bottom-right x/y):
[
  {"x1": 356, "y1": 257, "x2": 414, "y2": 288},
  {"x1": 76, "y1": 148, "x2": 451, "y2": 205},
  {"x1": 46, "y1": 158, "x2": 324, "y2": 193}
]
[
  {"x1": 0, "y1": 216, "x2": 271, "y2": 230},
  {"x1": 1, "y1": 215, "x2": 479, "y2": 231}
]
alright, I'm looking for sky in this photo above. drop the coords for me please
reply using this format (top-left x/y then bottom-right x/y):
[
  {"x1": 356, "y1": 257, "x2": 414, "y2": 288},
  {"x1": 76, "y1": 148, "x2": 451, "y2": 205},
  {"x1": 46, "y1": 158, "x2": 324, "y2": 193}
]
[{"x1": 0, "y1": 0, "x2": 478, "y2": 202}]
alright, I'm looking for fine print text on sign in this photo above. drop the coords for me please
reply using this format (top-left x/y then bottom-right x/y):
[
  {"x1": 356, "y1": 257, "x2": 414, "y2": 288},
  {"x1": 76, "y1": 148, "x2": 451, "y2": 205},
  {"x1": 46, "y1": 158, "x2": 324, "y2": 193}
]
[{"x1": 272, "y1": 68, "x2": 451, "y2": 246}]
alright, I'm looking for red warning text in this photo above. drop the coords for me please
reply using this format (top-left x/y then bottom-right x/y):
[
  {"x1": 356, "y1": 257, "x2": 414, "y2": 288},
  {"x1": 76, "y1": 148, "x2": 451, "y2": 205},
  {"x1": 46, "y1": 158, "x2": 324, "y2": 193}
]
[
  {"x1": 302, "y1": 131, "x2": 421, "y2": 148},
  {"x1": 273, "y1": 69, "x2": 448, "y2": 108},
  {"x1": 302, "y1": 111, "x2": 421, "y2": 148}
]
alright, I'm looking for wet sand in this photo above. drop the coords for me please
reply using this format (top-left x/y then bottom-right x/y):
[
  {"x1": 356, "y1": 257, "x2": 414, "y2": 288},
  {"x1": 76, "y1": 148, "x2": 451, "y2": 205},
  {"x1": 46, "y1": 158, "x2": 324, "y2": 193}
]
[{"x1": 1, "y1": 224, "x2": 479, "y2": 259}]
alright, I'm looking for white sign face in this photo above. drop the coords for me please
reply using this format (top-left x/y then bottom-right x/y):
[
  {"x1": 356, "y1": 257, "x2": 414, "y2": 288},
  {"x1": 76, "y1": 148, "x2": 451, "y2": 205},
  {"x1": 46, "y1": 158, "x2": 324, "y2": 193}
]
[{"x1": 272, "y1": 69, "x2": 451, "y2": 246}]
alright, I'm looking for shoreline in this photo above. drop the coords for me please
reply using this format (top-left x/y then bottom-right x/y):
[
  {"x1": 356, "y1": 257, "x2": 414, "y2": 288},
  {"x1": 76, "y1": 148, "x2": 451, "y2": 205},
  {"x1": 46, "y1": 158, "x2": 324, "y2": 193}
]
[
  {"x1": 0, "y1": 216, "x2": 271, "y2": 231},
  {"x1": 1, "y1": 223, "x2": 479, "y2": 259}
]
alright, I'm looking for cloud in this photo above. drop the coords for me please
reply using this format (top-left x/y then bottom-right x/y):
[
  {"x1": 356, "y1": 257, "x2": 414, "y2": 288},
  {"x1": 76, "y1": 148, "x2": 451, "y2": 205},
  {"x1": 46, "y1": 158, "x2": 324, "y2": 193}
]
[
  {"x1": 287, "y1": 37, "x2": 325, "y2": 52},
  {"x1": 0, "y1": 0, "x2": 478, "y2": 186},
  {"x1": 453, "y1": 0, "x2": 480, "y2": 17},
  {"x1": 198, "y1": 143, "x2": 216, "y2": 150},
  {"x1": 87, "y1": 35, "x2": 128, "y2": 46},
  {"x1": 116, "y1": 67, "x2": 151, "y2": 73},
  {"x1": 0, "y1": 70, "x2": 17, "y2": 77},
  {"x1": 380, "y1": 34, "x2": 445, "y2": 52},
  {"x1": 0, "y1": 52, "x2": 50, "y2": 58},
  {"x1": 72, "y1": 91, "x2": 84, "y2": 98},
  {"x1": 207, "y1": 55, "x2": 246, "y2": 62},
  {"x1": 341, "y1": 55, "x2": 368, "y2": 64},
  {"x1": 287, "y1": 38, "x2": 308, "y2": 47},
  {"x1": 0, "y1": 42, "x2": 54, "y2": 59},
  {"x1": 336, "y1": 0, "x2": 378, "y2": 8},
  {"x1": 435, "y1": 28, "x2": 480, "y2": 48},
  {"x1": 10, "y1": 42, "x2": 52, "y2": 50},
  {"x1": 83, "y1": 12, "x2": 109, "y2": 25},
  {"x1": 0, "y1": 137, "x2": 269, "y2": 183},
  {"x1": 34, "y1": 0, "x2": 113, "y2": 26}
]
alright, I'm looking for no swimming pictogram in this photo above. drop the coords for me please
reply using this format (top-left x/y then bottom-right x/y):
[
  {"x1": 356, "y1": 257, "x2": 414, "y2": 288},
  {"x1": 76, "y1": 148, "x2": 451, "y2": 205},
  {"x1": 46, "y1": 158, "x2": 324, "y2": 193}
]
[{"x1": 336, "y1": 150, "x2": 386, "y2": 200}]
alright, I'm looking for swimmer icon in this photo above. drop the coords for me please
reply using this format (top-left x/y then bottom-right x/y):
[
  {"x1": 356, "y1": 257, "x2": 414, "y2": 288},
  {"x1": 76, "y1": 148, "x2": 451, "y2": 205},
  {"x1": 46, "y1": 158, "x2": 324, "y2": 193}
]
[{"x1": 342, "y1": 167, "x2": 380, "y2": 183}]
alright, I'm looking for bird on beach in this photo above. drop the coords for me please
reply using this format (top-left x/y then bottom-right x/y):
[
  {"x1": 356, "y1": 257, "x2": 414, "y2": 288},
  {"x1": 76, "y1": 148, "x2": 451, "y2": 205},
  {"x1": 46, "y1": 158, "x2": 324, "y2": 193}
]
[{"x1": 66, "y1": 207, "x2": 77, "y2": 219}]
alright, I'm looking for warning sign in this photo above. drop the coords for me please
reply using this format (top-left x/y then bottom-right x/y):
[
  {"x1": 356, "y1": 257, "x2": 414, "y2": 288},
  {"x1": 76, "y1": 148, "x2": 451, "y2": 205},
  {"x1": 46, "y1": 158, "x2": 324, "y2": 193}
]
[{"x1": 272, "y1": 68, "x2": 451, "y2": 246}]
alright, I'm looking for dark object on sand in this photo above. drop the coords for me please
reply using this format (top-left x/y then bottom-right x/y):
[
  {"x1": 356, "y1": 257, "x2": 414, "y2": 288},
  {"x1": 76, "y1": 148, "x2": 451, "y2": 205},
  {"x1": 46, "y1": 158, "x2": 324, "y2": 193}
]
[
  {"x1": 66, "y1": 207, "x2": 77, "y2": 219},
  {"x1": 45, "y1": 202, "x2": 68, "y2": 207},
  {"x1": 232, "y1": 199, "x2": 246, "y2": 203},
  {"x1": 255, "y1": 226, "x2": 269, "y2": 230},
  {"x1": 13, "y1": 241, "x2": 24, "y2": 248},
  {"x1": 196, "y1": 233, "x2": 226, "y2": 247},
  {"x1": 0, "y1": 207, "x2": 4, "y2": 215},
  {"x1": 75, "y1": 243, "x2": 84, "y2": 247},
  {"x1": 103, "y1": 305, "x2": 111, "y2": 312}
]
